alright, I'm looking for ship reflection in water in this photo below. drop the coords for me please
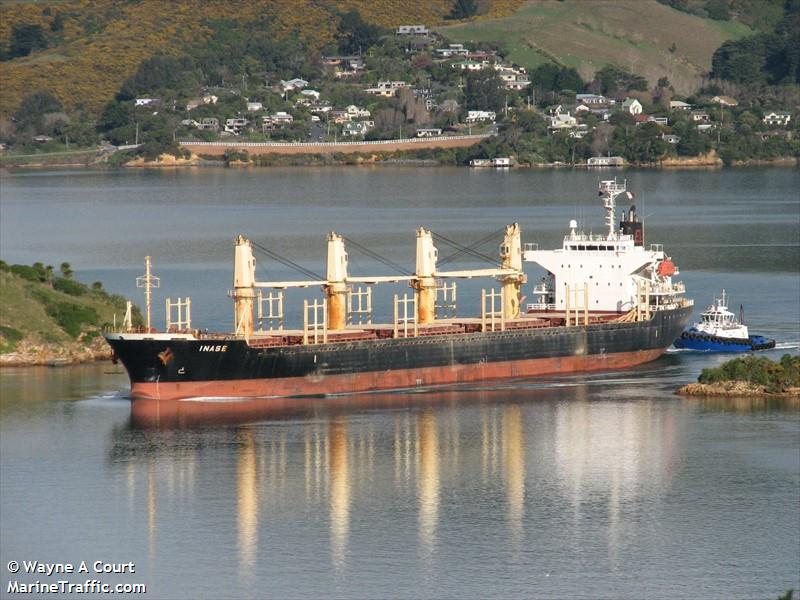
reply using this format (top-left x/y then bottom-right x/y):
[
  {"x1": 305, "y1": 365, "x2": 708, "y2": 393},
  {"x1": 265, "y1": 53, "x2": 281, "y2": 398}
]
[{"x1": 111, "y1": 385, "x2": 684, "y2": 577}]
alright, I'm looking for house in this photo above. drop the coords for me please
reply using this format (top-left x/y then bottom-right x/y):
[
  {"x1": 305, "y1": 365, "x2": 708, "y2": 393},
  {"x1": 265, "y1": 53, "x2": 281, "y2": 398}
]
[
  {"x1": 186, "y1": 95, "x2": 218, "y2": 111},
  {"x1": 691, "y1": 111, "x2": 710, "y2": 122},
  {"x1": 346, "y1": 105, "x2": 371, "y2": 118},
  {"x1": 711, "y1": 95, "x2": 738, "y2": 107},
  {"x1": 224, "y1": 118, "x2": 249, "y2": 134},
  {"x1": 364, "y1": 81, "x2": 407, "y2": 97},
  {"x1": 633, "y1": 114, "x2": 651, "y2": 125},
  {"x1": 33, "y1": 135, "x2": 53, "y2": 143},
  {"x1": 330, "y1": 111, "x2": 352, "y2": 124},
  {"x1": 435, "y1": 44, "x2": 469, "y2": 58},
  {"x1": 590, "y1": 108, "x2": 613, "y2": 121},
  {"x1": 425, "y1": 98, "x2": 438, "y2": 111},
  {"x1": 576, "y1": 94, "x2": 608, "y2": 105},
  {"x1": 301, "y1": 89, "x2": 320, "y2": 100},
  {"x1": 342, "y1": 121, "x2": 374, "y2": 136},
  {"x1": 661, "y1": 134, "x2": 680, "y2": 144},
  {"x1": 621, "y1": 98, "x2": 642, "y2": 115},
  {"x1": 416, "y1": 128, "x2": 442, "y2": 137},
  {"x1": 649, "y1": 116, "x2": 669, "y2": 126},
  {"x1": 546, "y1": 104, "x2": 563, "y2": 116},
  {"x1": 465, "y1": 110, "x2": 496, "y2": 124},
  {"x1": 575, "y1": 104, "x2": 591, "y2": 115},
  {"x1": 198, "y1": 117, "x2": 219, "y2": 131},
  {"x1": 697, "y1": 123, "x2": 715, "y2": 132},
  {"x1": 261, "y1": 112, "x2": 294, "y2": 131},
  {"x1": 549, "y1": 113, "x2": 577, "y2": 130},
  {"x1": 588, "y1": 156, "x2": 624, "y2": 167},
  {"x1": 763, "y1": 111, "x2": 791, "y2": 126},
  {"x1": 491, "y1": 157, "x2": 512, "y2": 167},
  {"x1": 246, "y1": 102, "x2": 263, "y2": 112},
  {"x1": 452, "y1": 60, "x2": 488, "y2": 71},
  {"x1": 669, "y1": 100, "x2": 692, "y2": 111},
  {"x1": 181, "y1": 119, "x2": 200, "y2": 127},
  {"x1": 396, "y1": 25, "x2": 428, "y2": 35},
  {"x1": 134, "y1": 98, "x2": 160, "y2": 107},
  {"x1": 280, "y1": 78, "x2": 309, "y2": 93}
]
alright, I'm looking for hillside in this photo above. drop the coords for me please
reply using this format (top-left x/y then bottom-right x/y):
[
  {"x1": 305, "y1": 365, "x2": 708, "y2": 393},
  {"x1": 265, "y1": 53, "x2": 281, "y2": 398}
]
[
  {"x1": 0, "y1": 0, "x2": 523, "y2": 117},
  {"x1": 440, "y1": 0, "x2": 753, "y2": 94},
  {"x1": 0, "y1": 263, "x2": 142, "y2": 365}
]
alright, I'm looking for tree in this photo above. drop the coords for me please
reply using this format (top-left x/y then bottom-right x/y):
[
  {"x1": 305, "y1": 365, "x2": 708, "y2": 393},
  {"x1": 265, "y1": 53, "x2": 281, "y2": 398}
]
[
  {"x1": 60, "y1": 262, "x2": 73, "y2": 279},
  {"x1": 13, "y1": 91, "x2": 64, "y2": 135},
  {"x1": 464, "y1": 70, "x2": 505, "y2": 112},
  {"x1": 337, "y1": 9, "x2": 385, "y2": 55},
  {"x1": 592, "y1": 65, "x2": 648, "y2": 96},
  {"x1": 449, "y1": 0, "x2": 478, "y2": 19},
  {"x1": 8, "y1": 24, "x2": 47, "y2": 58}
]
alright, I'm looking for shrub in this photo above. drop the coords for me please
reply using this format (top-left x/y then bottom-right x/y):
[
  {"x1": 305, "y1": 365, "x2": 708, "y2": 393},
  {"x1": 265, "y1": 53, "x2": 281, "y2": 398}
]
[
  {"x1": 43, "y1": 301, "x2": 98, "y2": 338},
  {"x1": 53, "y1": 277, "x2": 87, "y2": 296},
  {"x1": 699, "y1": 354, "x2": 800, "y2": 392},
  {"x1": 10, "y1": 264, "x2": 42, "y2": 282}
]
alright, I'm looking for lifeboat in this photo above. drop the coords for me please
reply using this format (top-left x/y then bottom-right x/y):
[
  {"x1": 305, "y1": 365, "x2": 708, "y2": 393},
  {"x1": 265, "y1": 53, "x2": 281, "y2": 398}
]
[{"x1": 657, "y1": 259, "x2": 676, "y2": 277}]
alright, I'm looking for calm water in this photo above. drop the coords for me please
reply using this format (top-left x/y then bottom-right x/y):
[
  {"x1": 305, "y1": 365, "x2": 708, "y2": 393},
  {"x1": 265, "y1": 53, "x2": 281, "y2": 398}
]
[{"x1": 1, "y1": 167, "x2": 798, "y2": 598}]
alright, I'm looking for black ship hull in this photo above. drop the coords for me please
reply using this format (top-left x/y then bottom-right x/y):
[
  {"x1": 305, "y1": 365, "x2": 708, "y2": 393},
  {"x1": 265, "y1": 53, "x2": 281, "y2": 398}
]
[{"x1": 106, "y1": 306, "x2": 691, "y2": 401}]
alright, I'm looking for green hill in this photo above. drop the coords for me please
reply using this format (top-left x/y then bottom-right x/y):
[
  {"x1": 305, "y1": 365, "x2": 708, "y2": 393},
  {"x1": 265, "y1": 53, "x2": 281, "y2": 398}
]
[
  {"x1": 0, "y1": 263, "x2": 142, "y2": 364},
  {"x1": 439, "y1": 0, "x2": 753, "y2": 94},
  {"x1": 0, "y1": 0, "x2": 524, "y2": 117}
]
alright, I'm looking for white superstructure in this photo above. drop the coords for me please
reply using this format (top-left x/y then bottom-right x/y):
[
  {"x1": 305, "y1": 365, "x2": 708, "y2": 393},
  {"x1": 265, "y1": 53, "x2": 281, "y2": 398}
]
[
  {"x1": 691, "y1": 290, "x2": 748, "y2": 339},
  {"x1": 524, "y1": 179, "x2": 687, "y2": 314}
]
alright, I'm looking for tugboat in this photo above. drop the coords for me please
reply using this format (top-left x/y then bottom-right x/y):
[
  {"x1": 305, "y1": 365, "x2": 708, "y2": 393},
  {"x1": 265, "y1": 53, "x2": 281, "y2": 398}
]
[{"x1": 673, "y1": 290, "x2": 775, "y2": 352}]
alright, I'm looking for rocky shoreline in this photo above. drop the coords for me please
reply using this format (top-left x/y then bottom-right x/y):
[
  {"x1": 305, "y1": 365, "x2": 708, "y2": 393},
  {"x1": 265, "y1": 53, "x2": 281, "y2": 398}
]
[
  {"x1": 677, "y1": 381, "x2": 800, "y2": 400},
  {"x1": 0, "y1": 337, "x2": 112, "y2": 367}
]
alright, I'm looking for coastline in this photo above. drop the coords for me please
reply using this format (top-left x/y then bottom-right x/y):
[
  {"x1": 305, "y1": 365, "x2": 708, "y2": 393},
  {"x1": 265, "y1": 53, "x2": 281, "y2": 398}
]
[
  {"x1": 0, "y1": 337, "x2": 112, "y2": 367},
  {"x1": 677, "y1": 381, "x2": 800, "y2": 400}
]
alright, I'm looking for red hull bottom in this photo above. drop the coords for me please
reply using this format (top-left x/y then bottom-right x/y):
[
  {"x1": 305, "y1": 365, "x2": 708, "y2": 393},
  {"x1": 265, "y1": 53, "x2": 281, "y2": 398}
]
[{"x1": 129, "y1": 348, "x2": 666, "y2": 401}]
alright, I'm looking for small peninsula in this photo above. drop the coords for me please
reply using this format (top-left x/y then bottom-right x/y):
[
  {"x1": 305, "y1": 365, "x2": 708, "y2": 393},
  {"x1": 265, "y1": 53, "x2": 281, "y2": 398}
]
[
  {"x1": 0, "y1": 261, "x2": 142, "y2": 366},
  {"x1": 678, "y1": 354, "x2": 800, "y2": 399}
]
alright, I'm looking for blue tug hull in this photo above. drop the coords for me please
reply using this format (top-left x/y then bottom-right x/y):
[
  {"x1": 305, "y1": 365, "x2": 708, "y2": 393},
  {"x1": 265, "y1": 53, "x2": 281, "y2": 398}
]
[{"x1": 673, "y1": 330, "x2": 775, "y2": 353}]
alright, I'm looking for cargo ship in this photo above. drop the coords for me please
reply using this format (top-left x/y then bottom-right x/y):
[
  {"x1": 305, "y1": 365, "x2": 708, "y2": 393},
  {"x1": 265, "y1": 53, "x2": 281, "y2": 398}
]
[{"x1": 105, "y1": 179, "x2": 692, "y2": 401}]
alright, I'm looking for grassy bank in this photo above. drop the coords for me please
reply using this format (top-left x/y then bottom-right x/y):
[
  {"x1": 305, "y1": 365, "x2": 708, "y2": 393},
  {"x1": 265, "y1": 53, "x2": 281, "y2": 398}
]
[{"x1": 0, "y1": 262, "x2": 142, "y2": 365}]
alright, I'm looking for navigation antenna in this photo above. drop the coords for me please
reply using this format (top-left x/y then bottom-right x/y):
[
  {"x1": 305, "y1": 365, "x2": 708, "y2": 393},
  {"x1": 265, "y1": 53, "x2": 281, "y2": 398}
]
[
  {"x1": 136, "y1": 256, "x2": 160, "y2": 331},
  {"x1": 599, "y1": 178, "x2": 627, "y2": 239}
]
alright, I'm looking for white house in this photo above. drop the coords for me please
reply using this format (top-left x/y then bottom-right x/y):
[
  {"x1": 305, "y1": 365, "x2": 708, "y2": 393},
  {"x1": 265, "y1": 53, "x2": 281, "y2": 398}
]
[
  {"x1": 416, "y1": 128, "x2": 442, "y2": 137},
  {"x1": 621, "y1": 98, "x2": 642, "y2": 115},
  {"x1": 669, "y1": 100, "x2": 692, "y2": 111},
  {"x1": 301, "y1": 89, "x2": 320, "y2": 100},
  {"x1": 246, "y1": 102, "x2": 263, "y2": 112},
  {"x1": 452, "y1": 60, "x2": 488, "y2": 71},
  {"x1": 224, "y1": 118, "x2": 249, "y2": 134},
  {"x1": 280, "y1": 78, "x2": 309, "y2": 93},
  {"x1": 262, "y1": 112, "x2": 294, "y2": 130},
  {"x1": 364, "y1": 81, "x2": 407, "y2": 97},
  {"x1": 549, "y1": 113, "x2": 578, "y2": 130},
  {"x1": 134, "y1": 98, "x2": 160, "y2": 107},
  {"x1": 396, "y1": 25, "x2": 428, "y2": 35},
  {"x1": 342, "y1": 121, "x2": 374, "y2": 136},
  {"x1": 346, "y1": 105, "x2": 371, "y2": 118},
  {"x1": 465, "y1": 110, "x2": 496, "y2": 124},
  {"x1": 661, "y1": 134, "x2": 680, "y2": 144},
  {"x1": 576, "y1": 94, "x2": 607, "y2": 105},
  {"x1": 711, "y1": 95, "x2": 738, "y2": 107},
  {"x1": 763, "y1": 111, "x2": 791, "y2": 126}
]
